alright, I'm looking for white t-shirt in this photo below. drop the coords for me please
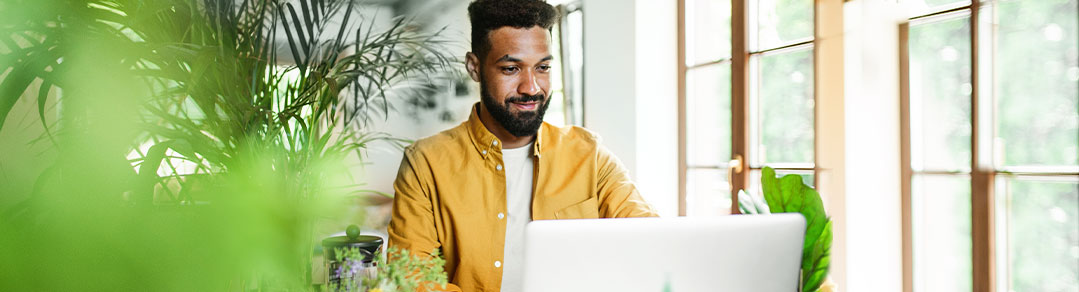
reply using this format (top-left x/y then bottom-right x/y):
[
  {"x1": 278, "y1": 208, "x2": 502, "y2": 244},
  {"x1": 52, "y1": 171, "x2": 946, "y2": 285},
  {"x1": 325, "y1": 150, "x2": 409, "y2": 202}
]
[{"x1": 499, "y1": 142, "x2": 534, "y2": 292}]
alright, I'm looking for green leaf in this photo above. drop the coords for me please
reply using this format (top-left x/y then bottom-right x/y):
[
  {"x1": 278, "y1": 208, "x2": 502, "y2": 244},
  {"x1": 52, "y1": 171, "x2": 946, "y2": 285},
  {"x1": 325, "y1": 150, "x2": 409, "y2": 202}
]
[
  {"x1": 761, "y1": 167, "x2": 784, "y2": 212},
  {"x1": 36, "y1": 77, "x2": 57, "y2": 145},
  {"x1": 759, "y1": 166, "x2": 831, "y2": 292},
  {"x1": 0, "y1": 51, "x2": 52, "y2": 132},
  {"x1": 136, "y1": 141, "x2": 172, "y2": 204},
  {"x1": 738, "y1": 190, "x2": 757, "y2": 214},
  {"x1": 802, "y1": 221, "x2": 832, "y2": 292},
  {"x1": 737, "y1": 189, "x2": 772, "y2": 215}
]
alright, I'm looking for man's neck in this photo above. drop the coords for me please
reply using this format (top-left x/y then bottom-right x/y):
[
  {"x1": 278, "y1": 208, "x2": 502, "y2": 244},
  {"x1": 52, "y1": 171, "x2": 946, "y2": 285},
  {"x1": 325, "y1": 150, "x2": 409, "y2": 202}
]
[{"x1": 478, "y1": 103, "x2": 535, "y2": 149}]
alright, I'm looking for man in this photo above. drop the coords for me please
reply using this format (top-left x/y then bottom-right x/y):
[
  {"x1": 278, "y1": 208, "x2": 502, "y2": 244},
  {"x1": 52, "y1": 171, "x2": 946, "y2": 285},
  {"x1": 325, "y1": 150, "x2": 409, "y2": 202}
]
[{"x1": 387, "y1": 0, "x2": 658, "y2": 291}]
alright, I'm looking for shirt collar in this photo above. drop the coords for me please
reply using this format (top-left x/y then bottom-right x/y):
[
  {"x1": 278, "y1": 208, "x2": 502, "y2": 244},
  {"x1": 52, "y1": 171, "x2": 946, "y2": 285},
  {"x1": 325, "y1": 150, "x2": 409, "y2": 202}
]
[{"x1": 466, "y1": 102, "x2": 544, "y2": 158}]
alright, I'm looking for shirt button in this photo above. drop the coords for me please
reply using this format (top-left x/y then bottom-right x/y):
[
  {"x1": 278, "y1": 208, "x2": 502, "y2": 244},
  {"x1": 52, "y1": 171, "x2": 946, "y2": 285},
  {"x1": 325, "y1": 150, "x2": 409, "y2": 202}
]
[
  {"x1": 497, "y1": 212, "x2": 505, "y2": 219},
  {"x1": 496, "y1": 164, "x2": 503, "y2": 171},
  {"x1": 482, "y1": 150, "x2": 487, "y2": 155},
  {"x1": 492, "y1": 140, "x2": 498, "y2": 146},
  {"x1": 494, "y1": 261, "x2": 502, "y2": 268}
]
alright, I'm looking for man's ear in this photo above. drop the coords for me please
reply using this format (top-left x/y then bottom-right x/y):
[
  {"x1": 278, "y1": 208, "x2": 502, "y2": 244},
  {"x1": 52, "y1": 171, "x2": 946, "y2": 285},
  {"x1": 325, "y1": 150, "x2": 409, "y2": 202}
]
[{"x1": 465, "y1": 52, "x2": 481, "y2": 82}]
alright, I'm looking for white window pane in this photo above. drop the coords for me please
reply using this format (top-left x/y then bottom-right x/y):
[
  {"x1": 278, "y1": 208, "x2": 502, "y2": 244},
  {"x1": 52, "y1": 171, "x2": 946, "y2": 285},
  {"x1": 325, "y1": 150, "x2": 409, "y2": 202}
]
[
  {"x1": 908, "y1": 15, "x2": 972, "y2": 172},
  {"x1": 686, "y1": 168, "x2": 731, "y2": 216},
  {"x1": 686, "y1": 0, "x2": 731, "y2": 65},
  {"x1": 687, "y1": 64, "x2": 732, "y2": 167},
  {"x1": 545, "y1": 17, "x2": 566, "y2": 127},
  {"x1": 904, "y1": 0, "x2": 971, "y2": 18},
  {"x1": 753, "y1": 48, "x2": 814, "y2": 165},
  {"x1": 753, "y1": 0, "x2": 813, "y2": 50},
  {"x1": 912, "y1": 174, "x2": 972, "y2": 292},
  {"x1": 992, "y1": 0, "x2": 1079, "y2": 168},
  {"x1": 564, "y1": 9, "x2": 585, "y2": 126},
  {"x1": 995, "y1": 175, "x2": 1079, "y2": 292}
]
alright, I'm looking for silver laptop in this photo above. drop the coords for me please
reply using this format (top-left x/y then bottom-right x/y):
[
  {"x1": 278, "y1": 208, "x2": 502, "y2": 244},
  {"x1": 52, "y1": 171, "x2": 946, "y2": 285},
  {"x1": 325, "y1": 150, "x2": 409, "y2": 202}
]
[{"x1": 522, "y1": 214, "x2": 806, "y2": 292}]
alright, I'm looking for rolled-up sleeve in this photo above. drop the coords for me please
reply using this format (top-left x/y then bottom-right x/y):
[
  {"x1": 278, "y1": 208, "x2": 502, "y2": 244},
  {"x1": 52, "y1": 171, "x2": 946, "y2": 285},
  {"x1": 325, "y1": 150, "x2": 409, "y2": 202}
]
[
  {"x1": 594, "y1": 145, "x2": 660, "y2": 218},
  {"x1": 388, "y1": 146, "x2": 440, "y2": 256},
  {"x1": 387, "y1": 147, "x2": 463, "y2": 292}
]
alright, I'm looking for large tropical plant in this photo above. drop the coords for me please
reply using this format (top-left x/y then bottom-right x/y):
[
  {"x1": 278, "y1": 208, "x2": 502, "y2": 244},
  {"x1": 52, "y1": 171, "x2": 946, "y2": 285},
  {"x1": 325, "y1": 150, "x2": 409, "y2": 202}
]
[{"x1": 0, "y1": 0, "x2": 453, "y2": 290}]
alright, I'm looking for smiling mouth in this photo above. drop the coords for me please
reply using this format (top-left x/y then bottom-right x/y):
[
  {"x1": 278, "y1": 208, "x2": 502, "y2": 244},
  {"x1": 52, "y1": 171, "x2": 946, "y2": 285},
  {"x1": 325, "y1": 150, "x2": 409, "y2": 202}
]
[{"x1": 511, "y1": 101, "x2": 539, "y2": 111}]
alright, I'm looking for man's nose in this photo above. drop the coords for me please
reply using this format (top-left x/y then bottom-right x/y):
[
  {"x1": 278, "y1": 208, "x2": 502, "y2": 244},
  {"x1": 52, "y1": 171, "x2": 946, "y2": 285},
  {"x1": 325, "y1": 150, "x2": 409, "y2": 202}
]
[{"x1": 517, "y1": 70, "x2": 541, "y2": 96}]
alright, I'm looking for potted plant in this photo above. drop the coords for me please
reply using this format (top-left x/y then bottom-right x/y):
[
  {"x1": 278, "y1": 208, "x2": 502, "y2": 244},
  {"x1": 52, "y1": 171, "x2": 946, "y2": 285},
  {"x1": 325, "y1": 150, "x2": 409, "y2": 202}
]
[{"x1": 739, "y1": 167, "x2": 836, "y2": 292}]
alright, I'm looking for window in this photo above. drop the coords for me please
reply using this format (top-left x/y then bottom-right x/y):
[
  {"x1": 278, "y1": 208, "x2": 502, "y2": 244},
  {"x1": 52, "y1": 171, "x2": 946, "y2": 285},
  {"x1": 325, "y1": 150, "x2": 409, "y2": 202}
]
[
  {"x1": 545, "y1": 2, "x2": 585, "y2": 127},
  {"x1": 901, "y1": 0, "x2": 1079, "y2": 291},
  {"x1": 683, "y1": 0, "x2": 733, "y2": 215},
  {"x1": 679, "y1": 0, "x2": 817, "y2": 216}
]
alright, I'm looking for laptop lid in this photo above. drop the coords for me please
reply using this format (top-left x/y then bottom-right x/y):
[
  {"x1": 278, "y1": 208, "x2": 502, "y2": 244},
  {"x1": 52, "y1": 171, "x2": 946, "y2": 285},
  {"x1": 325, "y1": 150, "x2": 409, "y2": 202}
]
[{"x1": 522, "y1": 214, "x2": 806, "y2": 292}]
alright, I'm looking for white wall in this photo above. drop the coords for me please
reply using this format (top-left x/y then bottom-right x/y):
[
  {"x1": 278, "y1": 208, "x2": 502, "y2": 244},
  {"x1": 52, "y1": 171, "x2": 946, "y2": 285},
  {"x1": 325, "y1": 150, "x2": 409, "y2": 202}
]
[
  {"x1": 582, "y1": 0, "x2": 679, "y2": 217},
  {"x1": 581, "y1": 0, "x2": 638, "y2": 173},
  {"x1": 632, "y1": 0, "x2": 679, "y2": 218},
  {"x1": 842, "y1": 0, "x2": 906, "y2": 291}
]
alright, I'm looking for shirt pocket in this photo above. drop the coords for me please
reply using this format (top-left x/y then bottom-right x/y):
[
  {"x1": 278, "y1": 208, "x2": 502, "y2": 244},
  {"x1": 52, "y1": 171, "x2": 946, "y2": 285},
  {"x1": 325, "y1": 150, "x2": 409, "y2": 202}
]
[{"x1": 554, "y1": 197, "x2": 600, "y2": 219}]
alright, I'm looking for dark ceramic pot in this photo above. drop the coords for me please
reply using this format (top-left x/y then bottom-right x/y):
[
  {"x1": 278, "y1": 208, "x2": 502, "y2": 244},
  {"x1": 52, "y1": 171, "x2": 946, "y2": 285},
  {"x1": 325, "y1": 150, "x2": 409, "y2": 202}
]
[{"x1": 321, "y1": 225, "x2": 383, "y2": 287}]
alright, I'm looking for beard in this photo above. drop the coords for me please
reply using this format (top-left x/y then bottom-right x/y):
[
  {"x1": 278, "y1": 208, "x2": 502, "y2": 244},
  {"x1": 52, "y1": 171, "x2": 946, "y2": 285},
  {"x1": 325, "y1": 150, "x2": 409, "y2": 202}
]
[{"x1": 480, "y1": 81, "x2": 551, "y2": 138}]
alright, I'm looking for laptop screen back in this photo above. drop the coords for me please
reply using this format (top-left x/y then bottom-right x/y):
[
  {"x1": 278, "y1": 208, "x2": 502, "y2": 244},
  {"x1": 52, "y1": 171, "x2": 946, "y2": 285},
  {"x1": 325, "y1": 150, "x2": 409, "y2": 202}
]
[{"x1": 521, "y1": 214, "x2": 806, "y2": 292}]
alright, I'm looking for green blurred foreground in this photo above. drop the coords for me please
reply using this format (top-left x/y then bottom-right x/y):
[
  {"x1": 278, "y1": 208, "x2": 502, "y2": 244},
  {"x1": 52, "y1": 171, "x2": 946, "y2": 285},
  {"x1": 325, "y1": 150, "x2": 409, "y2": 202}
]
[{"x1": 0, "y1": 0, "x2": 452, "y2": 290}]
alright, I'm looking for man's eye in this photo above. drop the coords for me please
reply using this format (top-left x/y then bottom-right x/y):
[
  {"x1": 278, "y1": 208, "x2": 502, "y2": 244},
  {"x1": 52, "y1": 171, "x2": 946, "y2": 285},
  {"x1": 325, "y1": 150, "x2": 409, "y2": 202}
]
[
  {"x1": 537, "y1": 65, "x2": 552, "y2": 73},
  {"x1": 501, "y1": 67, "x2": 519, "y2": 74}
]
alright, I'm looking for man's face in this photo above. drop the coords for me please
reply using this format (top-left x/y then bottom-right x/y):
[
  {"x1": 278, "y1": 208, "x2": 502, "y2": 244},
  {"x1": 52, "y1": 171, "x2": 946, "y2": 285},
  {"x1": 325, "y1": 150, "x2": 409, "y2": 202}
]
[{"x1": 467, "y1": 26, "x2": 553, "y2": 137}]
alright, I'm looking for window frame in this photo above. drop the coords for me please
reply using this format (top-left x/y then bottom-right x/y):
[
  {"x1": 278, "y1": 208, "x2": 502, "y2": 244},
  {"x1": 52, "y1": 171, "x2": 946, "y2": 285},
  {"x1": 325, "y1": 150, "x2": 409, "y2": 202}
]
[
  {"x1": 900, "y1": 1, "x2": 1079, "y2": 291},
  {"x1": 677, "y1": 0, "x2": 818, "y2": 216},
  {"x1": 555, "y1": 2, "x2": 585, "y2": 127}
]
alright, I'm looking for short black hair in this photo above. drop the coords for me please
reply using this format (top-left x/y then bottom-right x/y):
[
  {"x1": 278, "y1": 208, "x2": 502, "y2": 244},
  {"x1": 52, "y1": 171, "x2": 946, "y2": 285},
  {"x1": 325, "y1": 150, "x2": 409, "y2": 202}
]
[{"x1": 468, "y1": 0, "x2": 558, "y2": 59}]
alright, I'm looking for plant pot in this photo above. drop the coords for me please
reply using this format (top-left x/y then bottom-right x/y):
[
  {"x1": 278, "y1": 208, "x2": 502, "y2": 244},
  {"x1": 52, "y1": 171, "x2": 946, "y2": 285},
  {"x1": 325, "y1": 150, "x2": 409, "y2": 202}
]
[{"x1": 321, "y1": 225, "x2": 383, "y2": 288}]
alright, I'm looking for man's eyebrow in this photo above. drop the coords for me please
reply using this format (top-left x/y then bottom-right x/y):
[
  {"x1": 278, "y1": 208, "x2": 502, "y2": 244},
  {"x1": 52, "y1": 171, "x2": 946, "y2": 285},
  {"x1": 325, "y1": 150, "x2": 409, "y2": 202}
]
[
  {"x1": 495, "y1": 54, "x2": 520, "y2": 63},
  {"x1": 493, "y1": 54, "x2": 555, "y2": 63}
]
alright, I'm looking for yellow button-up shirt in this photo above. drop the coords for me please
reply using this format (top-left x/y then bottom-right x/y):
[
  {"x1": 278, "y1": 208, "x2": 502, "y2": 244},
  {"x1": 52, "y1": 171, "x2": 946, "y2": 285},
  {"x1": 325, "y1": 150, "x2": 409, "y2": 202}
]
[{"x1": 388, "y1": 103, "x2": 658, "y2": 291}]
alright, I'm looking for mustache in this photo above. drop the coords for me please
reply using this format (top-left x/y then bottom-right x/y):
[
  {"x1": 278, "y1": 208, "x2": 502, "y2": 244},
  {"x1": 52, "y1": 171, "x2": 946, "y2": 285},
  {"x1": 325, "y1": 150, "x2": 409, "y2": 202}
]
[{"x1": 505, "y1": 93, "x2": 545, "y2": 104}]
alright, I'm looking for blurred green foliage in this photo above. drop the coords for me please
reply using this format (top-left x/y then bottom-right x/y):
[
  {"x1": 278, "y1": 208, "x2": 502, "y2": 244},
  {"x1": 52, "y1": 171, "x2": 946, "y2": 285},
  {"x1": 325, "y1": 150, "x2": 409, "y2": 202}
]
[
  {"x1": 0, "y1": 0, "x2": 452, "y2": 290},
  {"x1": 328, "y1": 246, "x2": 448, "y2": 292}
]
